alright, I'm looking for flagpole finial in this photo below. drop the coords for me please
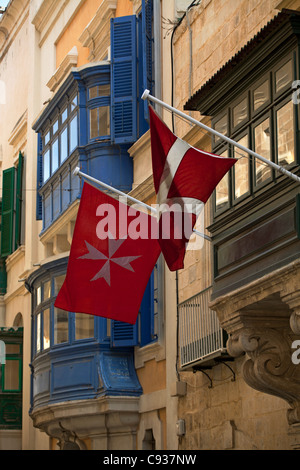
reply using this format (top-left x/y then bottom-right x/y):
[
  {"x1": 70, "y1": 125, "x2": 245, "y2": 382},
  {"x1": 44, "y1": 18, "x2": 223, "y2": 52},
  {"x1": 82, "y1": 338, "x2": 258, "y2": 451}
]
[{"x1": 141, "y1": 89, "x2": 150, "y2": 101}]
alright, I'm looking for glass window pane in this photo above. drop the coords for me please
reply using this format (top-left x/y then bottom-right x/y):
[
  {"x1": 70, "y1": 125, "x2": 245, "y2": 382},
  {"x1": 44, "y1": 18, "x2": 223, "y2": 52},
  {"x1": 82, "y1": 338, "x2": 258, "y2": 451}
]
[
  {"x1": 44, "y1": 192, "x2": 51, "y2": 227},
  {"x1": 90, "y1": 108, "x2": 98, "y2": 139},
  {"x1": 233, "y1": 98, "x2": 247, "y2": 127},
  {"x1": 71, "y1": 163, "x2": 80, "y2": 201},
  {"x1": 215, "y1": 150, "x2": 229, "y2": 210},
  {"x1": 89, "y1": 85, "x2": 110, "y2": 99},
  {"x1": 75, "y1": 313, "x2": 94, "y2": 340},
  {"x1": 43, "y1": 149, "x2": 50, "y2": 182},
  {"x1": 44, "y1": 131, "x2": 50, "y2": 146},
  {"x1": 52, "y1": 181, "x2": 60, "y2": 220},
  {"x1": 43, "y1": 280, "x2": 51, "y2": 300},
  {"x1": 233, "y1": 135, "x2": 249, "y2": 199},
  {"x1": 53, "y1": 119, "x2": 58, "y2": 134},
  {"x1": 43, "y1": 309, "x2": 50, "y2": 350},
  {"x1": 52, "y1": 138, "x2": 59, "y2": 174},
  {"x1": 89, "y1": 86, "x2": 98, "y2": 99},
  {"x1": 71, "y1": 95, "x2": 78, "y2": 112},
  {"x1": 54, "y1": 274, "x2": 65, "y2": 295},
  {"x1": 4, "y1": 359, "x2": 20, "y2": 390},
  {"x1": 98, "y1": 106, "x2": 110, "y2": 136},
  {"x1": 99, "y1": 84, "x2": 110, "y2": 96},
  {"x1": 254, "y1": 117, "x2": 271, "y2": 184},
  {"x1": 62, "y1": 107, "x2": 68, "y2": 123},
  {"x1": 214, "y1": 115, "x2": 227, "y2": 144},
  {"x1": 36, "y1": 286, "x2": 41, "y2": 306},
  {"x1": 275, "y1": 60, "x2": 292, "y2": 93},
  {"x1": 62, "y1": 170, "x2": 70, "y2": 209},
  {"x1": 277, "y1": 101, "x2": 295, "y2": 166},
  {"x1": 70, "y1": 114, "x2": 78, "y2": 153},
  {"x1": 54, "y1": 308, "x2": 68, "y2": 344},
  {"x1": 36, "y1": 313, "x2": 41, "y2": 353},
  {"x1": 253, "y1": 80, "x2": 269, "y2": 111},
  {"x1": 60, "y1": 127, "x2": 68, "y2": 162}
]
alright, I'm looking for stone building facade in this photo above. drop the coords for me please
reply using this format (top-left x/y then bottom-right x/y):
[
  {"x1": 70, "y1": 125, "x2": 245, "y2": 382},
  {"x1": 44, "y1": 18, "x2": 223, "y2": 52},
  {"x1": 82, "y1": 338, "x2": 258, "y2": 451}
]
[
  {"x1": 172, "y1": 0, "x2": 300, "y2": 450},
  {"x1": 0, "y1": 0, "x2": 299, "y2": 450}
]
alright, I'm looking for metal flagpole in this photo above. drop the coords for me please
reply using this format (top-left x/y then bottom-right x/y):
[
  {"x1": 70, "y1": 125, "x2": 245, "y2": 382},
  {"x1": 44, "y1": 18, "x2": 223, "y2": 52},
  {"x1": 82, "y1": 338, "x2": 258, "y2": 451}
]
[
  {"x1": 73, "y1": 167, "x2": 211, "y2": 242},
  {"x1": 142, "y1": 89, "x2": 300, "y2": 185}
]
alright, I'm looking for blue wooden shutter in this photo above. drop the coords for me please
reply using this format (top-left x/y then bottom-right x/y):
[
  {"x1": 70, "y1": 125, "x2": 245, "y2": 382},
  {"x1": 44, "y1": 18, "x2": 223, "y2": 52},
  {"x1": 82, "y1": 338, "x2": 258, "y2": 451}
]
[
  {"x1": 36, "y1": 134, "x2": 43, "y2": 220},
  {"x1": 142, "y1": 0, "x2": 154, "y2": 122},
  {"x1": 1, "y1": 167, "x2": 15, "y2": 257},
  {"x1": 138, "y1": 268, "x2": 157, "y2": 347},
  {"x1": 150, "y1": 267, "x2": 158, "y2": 341},
  {"x1": 111, "y1": 320, "x2": 138, "y2": 348},
  {"x1": 110, "y1": 15, "x2": 137, "y2": 144},
  {"x1": 110, "y1": 266, "x2": 157, "y2": 348}
]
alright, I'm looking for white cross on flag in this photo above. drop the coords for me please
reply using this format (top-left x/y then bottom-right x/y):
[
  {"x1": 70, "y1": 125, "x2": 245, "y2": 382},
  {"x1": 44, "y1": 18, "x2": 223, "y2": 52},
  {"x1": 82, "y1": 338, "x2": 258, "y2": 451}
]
[{"x1": 149, "y1": 105, "x2": 237, "y2": 271}]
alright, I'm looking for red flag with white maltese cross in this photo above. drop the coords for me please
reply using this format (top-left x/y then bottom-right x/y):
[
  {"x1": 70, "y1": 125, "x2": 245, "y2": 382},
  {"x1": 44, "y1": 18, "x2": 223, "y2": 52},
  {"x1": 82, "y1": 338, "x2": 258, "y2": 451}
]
[
  {"x1": 55, "y1": 182, "x2": 161, "y2": 324},
  {"x1": 149, "y1": 105, "x2": 237, "y2": 271}
]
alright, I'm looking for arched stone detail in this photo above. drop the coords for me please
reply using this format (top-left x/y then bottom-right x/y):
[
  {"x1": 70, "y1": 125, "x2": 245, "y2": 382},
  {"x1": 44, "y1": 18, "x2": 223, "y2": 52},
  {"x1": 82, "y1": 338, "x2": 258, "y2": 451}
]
[
  {"x1": 13, "y1": 313, "x2": 23, "y2": 327},
  {"x1": 137, "y1": 410, "x2": 164, "y2": 450}
]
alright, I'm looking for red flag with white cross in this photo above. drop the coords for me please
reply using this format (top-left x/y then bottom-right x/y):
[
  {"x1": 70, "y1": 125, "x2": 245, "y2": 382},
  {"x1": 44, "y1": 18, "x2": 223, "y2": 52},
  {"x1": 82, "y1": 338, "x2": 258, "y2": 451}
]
[
  {"x1": 149, "y1": 105, "x2": 237, "y2": 271},
  {"x1": 55, "y1": 182, "x2": 161, "y2": 324}
]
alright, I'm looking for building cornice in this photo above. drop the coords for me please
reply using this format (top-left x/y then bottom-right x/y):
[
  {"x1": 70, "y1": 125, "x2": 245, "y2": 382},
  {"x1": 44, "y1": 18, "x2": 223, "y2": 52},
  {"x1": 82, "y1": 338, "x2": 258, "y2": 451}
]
[
  {"x1": 0, "y1": 0, "x2": 29, "y2": 59},
  {"x1": 46, "y1": 46, "x2": 78, "y2": 93},
  {"x1": 5, "y1": 245, "x2": 25, "y2": 273},
  {"x1": 8, "y1": 109, "x2": 28, "y2": 159},
  {"x1": 31, "y1": 0, "x2": 66, "y2": 33},
  {"x1": 31, "y1": 0, "x2": 84, "y2": 48},
  {"x1": 184, "y1": 9, "x2": 300, "y2": 113},
  {"x1": 78, "y1": 0, "x2": 118, "y2": 61}
]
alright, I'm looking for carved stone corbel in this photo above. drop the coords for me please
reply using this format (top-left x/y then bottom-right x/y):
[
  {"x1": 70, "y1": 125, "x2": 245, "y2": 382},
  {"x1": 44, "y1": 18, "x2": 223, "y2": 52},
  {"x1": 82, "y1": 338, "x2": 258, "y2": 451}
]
[
  {"x1": 280, "y1": 290, "x2": 300, "y2": 335},
  {"x1": 227, "y1": 327, "x2": 300, "y2": 425}
]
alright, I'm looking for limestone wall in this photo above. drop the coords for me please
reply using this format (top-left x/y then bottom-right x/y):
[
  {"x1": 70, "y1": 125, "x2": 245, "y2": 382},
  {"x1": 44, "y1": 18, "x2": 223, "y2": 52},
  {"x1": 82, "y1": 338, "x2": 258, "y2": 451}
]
[{"x1": 173, "y1": 0, "x2": 300, "y2": 450}]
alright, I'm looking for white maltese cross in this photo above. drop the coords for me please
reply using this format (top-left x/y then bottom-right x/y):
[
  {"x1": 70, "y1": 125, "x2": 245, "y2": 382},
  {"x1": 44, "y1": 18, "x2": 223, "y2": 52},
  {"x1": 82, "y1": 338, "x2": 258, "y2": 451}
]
[{"x1": 78, "y1": 238, "x2": 141, "y2": 286}]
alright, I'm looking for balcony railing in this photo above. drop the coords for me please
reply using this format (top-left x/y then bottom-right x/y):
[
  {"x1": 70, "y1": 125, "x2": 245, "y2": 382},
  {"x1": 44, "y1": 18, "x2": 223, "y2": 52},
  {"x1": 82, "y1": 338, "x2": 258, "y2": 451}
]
[{"x1": 178, "y1": 287, "x2": 228, "y2": 369}]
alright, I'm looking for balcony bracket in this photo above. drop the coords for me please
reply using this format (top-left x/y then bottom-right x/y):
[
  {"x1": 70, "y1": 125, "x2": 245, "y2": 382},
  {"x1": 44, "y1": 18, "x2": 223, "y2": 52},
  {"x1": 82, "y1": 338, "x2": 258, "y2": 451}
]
[
  {"x1": 221, "y1": 361, "x2": 236, "y2": 382},
  {"x1": 193, "y1": 367, "x2": 213, "y2": 388}
]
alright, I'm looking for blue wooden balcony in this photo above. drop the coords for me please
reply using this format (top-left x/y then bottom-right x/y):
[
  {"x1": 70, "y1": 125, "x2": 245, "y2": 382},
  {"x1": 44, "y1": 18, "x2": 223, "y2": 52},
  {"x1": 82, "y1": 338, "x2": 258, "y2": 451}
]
[{"x1": 27, "y1": 257, "x2": 142, "y2": 413}]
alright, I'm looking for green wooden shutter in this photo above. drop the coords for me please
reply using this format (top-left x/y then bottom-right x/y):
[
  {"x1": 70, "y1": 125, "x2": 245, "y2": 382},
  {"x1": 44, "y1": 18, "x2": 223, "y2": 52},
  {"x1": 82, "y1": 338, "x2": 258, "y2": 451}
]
[
  {"x1": 0, "y1": 328, "x2": 23, "y2": 429},
  {"x1": 0, "y1": 202, "x2": 6, "y2": 294},
  {"x1": 1, "y1": 167, "x2": 15, "y2": 257},
  {"x1": 15, "y1": 152, "x2": 23, "y2": 250},
  {"x1": 15, "y1": 152, "x2": 23, "y2": 251},
  {"x1": 0, "y1": 258, "x2": 7, "y2": 295}
]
